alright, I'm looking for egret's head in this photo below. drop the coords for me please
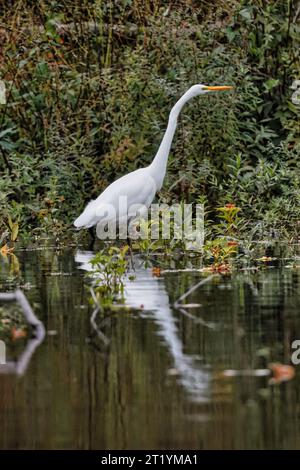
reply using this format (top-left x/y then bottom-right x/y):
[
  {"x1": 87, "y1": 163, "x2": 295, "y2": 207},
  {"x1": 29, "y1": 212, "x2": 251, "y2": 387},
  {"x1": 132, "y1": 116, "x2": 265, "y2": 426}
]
[{"x1": 190, "y1": 84, "x2": 233, "y2": 96}]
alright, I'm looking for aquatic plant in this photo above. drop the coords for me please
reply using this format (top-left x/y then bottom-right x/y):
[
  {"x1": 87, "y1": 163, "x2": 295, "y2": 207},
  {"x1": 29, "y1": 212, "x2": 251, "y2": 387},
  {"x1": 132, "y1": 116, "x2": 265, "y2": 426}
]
[{"x1": 88, "y1": 245, "x2": 129, "y2": 307}]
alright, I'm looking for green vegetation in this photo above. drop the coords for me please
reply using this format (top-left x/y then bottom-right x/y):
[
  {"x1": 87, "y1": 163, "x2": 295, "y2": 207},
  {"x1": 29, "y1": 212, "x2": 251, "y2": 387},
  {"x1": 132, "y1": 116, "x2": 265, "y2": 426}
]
[
  {"x1": 0, "y1": 0, "x2": 299, "y2": 245},
  {"x1": 89, "y1": 245, "x2": 129, "y2": 307}
]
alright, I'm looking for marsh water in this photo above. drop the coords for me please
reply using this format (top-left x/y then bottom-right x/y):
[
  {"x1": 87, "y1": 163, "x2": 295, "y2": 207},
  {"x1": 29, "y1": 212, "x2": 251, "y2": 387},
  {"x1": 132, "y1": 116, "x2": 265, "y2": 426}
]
[{"x1": 0, "y1": 245, "x2": 300, "y2": 449}]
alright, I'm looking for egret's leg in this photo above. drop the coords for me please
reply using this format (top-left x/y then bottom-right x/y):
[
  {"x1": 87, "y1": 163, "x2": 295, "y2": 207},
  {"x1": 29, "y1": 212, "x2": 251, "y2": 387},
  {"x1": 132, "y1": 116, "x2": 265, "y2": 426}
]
[
  {"x1": 126, "y1": 236, "x2": 135, "y2": 270},
  {"x1": 88, "y1": 227, "x2": 96, "y2": 250}
]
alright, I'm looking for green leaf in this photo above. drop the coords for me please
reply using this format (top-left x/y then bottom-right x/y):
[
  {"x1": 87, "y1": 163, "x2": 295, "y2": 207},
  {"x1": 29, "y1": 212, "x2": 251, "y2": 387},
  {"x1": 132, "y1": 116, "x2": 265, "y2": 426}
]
[
  {"x1": 264, "y1": 79, "x2": 280, "y2": 91},
  {"x1": 11, "y1": 222, "x2": 19, "y2": 242},
  {"x1": 7, "y1": 215, "x2": 13, "y2": 231},
  {"x1": 35, "y1": 61, "x2": 50, "y2": 78},
  {"x1": 0, "y1": 127, "x2": 16, "y2": 139},
  {"x1": 0, "y1": 140, "x2": 18, "y2": 151},
  {"x1": 239, "y1": 8, "x2": 252, "y2": 21},
  {"x1": 225, "y1": 27, "x2": 237, "y2": 42}
]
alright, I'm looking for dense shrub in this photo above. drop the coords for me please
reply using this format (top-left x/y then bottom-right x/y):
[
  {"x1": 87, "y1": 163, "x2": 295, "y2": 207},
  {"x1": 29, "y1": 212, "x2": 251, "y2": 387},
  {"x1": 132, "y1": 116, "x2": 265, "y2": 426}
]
[{"x1": 0, "y1": 0, "x2": 299, "y2": 240}]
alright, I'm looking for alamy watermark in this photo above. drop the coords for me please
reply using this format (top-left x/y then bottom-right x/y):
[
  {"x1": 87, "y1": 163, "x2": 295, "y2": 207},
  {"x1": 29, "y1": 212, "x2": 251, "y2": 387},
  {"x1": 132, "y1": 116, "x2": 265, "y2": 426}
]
[
  {"x1": 291, "y1": 80, "x2": 300, "y2": 105},
  {"x1": 95, "y1": 199, "x2": 204, "y2": 250},
  {"x1": 291, "y1": 340, "x2": 300, "y2": 365},
  {"x1": 0, "y1": 80, "x2": 6, "y2": 104},
  {"x1": 0, "y1": 340, "x2": 6, "y2": 365}
]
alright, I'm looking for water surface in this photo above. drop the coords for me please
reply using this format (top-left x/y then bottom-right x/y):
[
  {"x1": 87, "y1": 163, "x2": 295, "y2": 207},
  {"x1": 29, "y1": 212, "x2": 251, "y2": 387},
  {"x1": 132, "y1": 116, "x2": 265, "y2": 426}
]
[{"x1": 0, "y1": 247, "x2": 300, "y2": 449}]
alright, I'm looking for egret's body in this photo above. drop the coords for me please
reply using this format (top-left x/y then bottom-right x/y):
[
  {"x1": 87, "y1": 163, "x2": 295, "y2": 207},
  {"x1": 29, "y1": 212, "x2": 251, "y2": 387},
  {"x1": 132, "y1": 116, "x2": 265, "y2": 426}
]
[
  {"x1": 74, "y1": 84, "x2": 232, "y2": 231},
  {"x1": 74, "y1": 168, "x2": 156, "y2": 229}
]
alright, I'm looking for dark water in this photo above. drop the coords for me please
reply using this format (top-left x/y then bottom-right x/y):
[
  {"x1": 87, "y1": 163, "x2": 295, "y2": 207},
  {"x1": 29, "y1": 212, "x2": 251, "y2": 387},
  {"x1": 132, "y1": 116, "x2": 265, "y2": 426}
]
[{"x1": 0, "y1": 247, "x2": 300, "y2": 449}]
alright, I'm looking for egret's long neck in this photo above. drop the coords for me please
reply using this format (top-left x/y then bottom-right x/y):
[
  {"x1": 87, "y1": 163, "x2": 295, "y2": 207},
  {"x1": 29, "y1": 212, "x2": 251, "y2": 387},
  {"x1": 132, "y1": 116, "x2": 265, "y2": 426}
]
[{"x1": 149, "y1": 88, "x2": 196, "y2": 189}]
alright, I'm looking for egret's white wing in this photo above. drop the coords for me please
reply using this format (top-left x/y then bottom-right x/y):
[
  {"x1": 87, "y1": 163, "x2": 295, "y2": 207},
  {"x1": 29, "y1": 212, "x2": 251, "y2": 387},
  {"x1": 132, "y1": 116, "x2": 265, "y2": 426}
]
[{"x1": 74, "y1": 167, "x2": 156, "y2": 228}]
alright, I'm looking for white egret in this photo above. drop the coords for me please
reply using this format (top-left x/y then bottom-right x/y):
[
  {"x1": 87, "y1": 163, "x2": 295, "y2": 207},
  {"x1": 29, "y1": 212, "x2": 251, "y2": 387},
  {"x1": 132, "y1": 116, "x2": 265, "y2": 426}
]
[{"x1": 74, "y1": 84, "x2": 233, "y2": 233}]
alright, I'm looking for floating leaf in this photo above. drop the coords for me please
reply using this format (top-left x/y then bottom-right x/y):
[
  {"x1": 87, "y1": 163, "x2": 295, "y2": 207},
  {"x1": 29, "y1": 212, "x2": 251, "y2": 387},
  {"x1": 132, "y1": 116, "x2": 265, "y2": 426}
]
[
  {"x1": 11, "y1": 327, "x2": 27, "y2": 341},
  {"x1": 269, "y1": 363, "x2": 295, "y2": 384},
  {"x1": 152, "y1": 267, "x2": 161, "y2": 277}
]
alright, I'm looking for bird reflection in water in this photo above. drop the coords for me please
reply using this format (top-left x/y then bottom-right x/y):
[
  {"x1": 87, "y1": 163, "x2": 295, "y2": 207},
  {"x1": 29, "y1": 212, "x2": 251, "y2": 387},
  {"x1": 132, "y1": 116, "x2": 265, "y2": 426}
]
[{"x1": 75, "y1": 251, "x2": 211, "y2": 403}]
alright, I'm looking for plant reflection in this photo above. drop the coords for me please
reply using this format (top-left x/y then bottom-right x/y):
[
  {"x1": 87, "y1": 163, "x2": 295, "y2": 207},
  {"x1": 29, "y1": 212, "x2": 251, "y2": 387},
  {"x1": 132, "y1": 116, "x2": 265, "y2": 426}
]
[{"x1": 75, "y1": 251, "x2": 211, "y2": 403}]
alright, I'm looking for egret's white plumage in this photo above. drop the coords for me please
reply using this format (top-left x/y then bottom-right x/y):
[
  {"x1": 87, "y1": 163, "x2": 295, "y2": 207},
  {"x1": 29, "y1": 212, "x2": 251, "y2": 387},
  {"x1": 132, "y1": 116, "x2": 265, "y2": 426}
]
[
  {"x1": 74, "y1": 168, "x2": 156, "y2": 228},
  {"x1": 74, "y1": 84, "x2": 233, "y2": 230}
]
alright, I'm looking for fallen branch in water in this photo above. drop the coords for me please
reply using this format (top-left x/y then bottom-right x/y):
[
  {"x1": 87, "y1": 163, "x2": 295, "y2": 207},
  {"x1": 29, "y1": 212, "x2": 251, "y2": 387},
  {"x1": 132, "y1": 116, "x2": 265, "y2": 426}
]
[
  {"x1": 0, "y1": 289, "x2": 45, "y2": 375},
  {"x1": 174, "y1": 274, "x2": 218, "y2": 329},
  {"x1": 174, "y1": 274, "x2": 216, "y2": 306}
]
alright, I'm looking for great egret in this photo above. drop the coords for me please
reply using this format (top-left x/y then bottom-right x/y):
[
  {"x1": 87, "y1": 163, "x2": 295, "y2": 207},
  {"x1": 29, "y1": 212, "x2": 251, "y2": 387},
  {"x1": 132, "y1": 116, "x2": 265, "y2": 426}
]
[{"x1": 74, "y1": 84, "x2": 233, "y2": 234}]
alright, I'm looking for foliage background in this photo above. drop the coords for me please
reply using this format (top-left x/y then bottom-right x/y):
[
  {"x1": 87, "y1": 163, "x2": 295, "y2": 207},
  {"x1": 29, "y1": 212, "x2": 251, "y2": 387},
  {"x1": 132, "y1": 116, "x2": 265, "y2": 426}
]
[{"x1": 0, "y1": 0, "x2": 299, "y2": 241}]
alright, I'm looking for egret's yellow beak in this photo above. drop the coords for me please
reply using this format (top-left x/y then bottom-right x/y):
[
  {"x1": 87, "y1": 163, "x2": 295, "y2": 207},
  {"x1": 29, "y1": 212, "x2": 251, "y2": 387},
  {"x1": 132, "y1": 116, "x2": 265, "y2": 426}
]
[{"x1": 203, "y1": 85, "x2": 233, "y2": 91}]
